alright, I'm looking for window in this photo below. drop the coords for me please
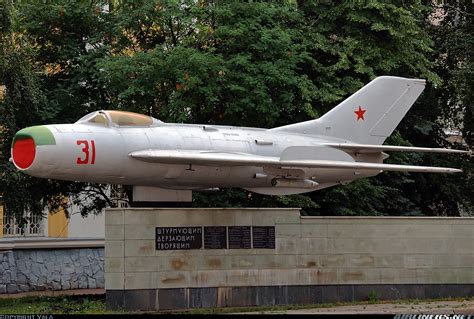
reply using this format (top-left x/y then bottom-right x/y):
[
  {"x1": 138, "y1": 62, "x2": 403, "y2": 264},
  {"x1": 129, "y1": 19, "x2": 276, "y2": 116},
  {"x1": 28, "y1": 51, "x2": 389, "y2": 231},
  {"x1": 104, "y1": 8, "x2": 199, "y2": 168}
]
[
  {"x1": 88, "y1": 113, "x2": 108, "y2": 126},
  {"x1": 107, "y1": 110, "x2": 153, "y2": 127},
  {"x1": 76, "y1": 110, "x2": 161, "y2": 127},
  {"x1": 2, "y1": 211, "x2": 44, "y2": 237}
]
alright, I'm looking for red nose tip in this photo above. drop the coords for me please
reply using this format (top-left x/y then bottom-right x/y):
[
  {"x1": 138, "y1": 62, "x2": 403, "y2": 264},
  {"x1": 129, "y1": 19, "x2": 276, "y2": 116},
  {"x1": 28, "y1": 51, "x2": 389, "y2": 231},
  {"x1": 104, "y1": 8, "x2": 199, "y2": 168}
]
[{"x1": 12, "y1": 138, "x2": 36, "y2": 169}]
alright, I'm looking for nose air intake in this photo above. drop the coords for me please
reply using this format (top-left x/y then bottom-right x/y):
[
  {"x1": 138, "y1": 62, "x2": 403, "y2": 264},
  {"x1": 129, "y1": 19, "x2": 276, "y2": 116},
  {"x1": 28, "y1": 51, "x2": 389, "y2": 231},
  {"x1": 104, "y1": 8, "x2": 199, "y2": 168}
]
[
  {"x1": 12, "y1": 138, "x2": 36, "y2": 169},
  {"x1": 11, "y1": 126, "x2": 56, "y2": 170}
]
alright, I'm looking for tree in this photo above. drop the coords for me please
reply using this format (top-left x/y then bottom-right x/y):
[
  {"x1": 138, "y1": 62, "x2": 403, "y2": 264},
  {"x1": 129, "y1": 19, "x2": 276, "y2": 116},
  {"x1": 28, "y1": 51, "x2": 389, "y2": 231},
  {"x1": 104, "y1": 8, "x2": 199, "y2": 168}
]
[
  {"x1": 406, "y1": 0, "x2": 473, "y2": 215},
  {"x1": 289, "y1": 1, "x2": 472, "y2": 216},
  {"x1": 0, "y1": 0, "x2": 116, "y2": 221},
  {"x1": 1, "y1": 0, "x2": 471, "y2": 219},
  {"x1": 0, "y1": 0, "x2": 66, "y2": 221},
  {"x1": 98, "y1": 1, "x2": 317, "y2": 126}
]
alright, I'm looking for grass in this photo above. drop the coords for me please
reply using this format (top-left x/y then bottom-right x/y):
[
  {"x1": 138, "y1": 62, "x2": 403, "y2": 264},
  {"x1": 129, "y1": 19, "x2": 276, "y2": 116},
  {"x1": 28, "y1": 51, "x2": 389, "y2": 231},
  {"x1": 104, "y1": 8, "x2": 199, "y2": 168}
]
[
  {"x1": 0, "y1": 295, "x2": 108, "y2": 314},
  {"x1": 0, "y1": 294, "x2": 472, "y2": 314}
]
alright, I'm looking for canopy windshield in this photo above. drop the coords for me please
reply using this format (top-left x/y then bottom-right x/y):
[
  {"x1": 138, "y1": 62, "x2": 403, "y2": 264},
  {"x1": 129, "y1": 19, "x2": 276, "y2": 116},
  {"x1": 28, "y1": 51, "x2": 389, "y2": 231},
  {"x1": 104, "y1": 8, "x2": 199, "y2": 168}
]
[
  {"x1": 76, "y1": 110, "x2": 162, "y2": 127},
  {"x1": 107, "y1": 110, "x2": 153, "y2": 126}
]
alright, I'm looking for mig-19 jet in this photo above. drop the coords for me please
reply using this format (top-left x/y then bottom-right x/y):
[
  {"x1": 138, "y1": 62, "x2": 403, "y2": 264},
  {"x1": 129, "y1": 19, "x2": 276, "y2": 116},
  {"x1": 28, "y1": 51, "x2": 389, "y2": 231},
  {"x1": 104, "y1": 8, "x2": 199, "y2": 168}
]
[{"x1": 11, "y1": 76, "x2": 467, "y2": 199}]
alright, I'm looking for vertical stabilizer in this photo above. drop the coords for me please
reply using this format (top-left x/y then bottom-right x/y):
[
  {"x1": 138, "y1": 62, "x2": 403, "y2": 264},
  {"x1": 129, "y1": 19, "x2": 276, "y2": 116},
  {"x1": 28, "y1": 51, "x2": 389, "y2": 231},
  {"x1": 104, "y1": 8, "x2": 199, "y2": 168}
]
[{"x1": 270, "y1": 76, "x2": 426, "y2": 145}]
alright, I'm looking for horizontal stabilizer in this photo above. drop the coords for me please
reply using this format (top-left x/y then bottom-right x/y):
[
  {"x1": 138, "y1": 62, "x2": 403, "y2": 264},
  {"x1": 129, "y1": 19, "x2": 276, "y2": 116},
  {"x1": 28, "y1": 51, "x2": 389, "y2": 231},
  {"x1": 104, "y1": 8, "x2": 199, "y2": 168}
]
[
  {"x1": 324, "y1": 143, "x2": 469, "y2": 154},
  {"x1": 129, "y1": 149, "x2": 462, "y2": 174}
]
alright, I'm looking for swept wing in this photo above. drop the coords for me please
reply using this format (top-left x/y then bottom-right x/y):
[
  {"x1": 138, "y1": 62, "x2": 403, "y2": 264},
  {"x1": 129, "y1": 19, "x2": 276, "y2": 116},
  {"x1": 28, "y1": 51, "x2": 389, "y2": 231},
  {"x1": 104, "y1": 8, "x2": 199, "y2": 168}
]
[
  {"x1": 323, "y1": 143, "x2": 468, "y2": 154},
  {"x1": 129, "y1": 150, "x2": 462, "y2": 174}
]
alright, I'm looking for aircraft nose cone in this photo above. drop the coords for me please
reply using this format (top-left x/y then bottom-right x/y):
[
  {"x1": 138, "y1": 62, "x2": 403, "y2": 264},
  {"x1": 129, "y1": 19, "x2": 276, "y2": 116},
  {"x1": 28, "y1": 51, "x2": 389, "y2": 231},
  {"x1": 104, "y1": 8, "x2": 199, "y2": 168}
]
[{"x1": 11, "y1": 126, "x2": 56, "y2": 170}]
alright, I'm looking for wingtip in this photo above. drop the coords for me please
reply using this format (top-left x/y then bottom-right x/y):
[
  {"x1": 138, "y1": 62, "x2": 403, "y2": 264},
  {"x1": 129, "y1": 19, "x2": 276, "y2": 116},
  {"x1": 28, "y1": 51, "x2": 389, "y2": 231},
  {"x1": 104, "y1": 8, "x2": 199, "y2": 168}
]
[
  {"x1": 375, "y1": 76, "x2": 426, "y2": 85},
  {"x1": 449, "y1": 149, "x2": 470, "y2": 154}
]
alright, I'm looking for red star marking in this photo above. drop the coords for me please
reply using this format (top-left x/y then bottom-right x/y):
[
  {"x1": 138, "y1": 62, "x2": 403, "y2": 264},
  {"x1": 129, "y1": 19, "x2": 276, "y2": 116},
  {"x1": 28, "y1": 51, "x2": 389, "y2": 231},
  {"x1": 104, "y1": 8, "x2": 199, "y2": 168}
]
[{"x1": 354, "y1": 106, "x2": 366, "y2": 121}]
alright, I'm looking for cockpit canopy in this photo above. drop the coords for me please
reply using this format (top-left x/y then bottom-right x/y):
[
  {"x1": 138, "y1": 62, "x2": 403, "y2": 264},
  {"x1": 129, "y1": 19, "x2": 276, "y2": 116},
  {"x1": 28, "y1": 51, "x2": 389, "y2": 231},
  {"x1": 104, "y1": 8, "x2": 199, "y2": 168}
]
[{"x1": 76, "y1": 110, "x2": 163, "y2": 127}]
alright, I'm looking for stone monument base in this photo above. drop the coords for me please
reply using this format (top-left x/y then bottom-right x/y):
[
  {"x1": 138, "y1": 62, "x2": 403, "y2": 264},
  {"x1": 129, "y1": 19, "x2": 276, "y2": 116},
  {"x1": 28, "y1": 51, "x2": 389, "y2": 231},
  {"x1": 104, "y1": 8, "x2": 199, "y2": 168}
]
[
  {"x1": 105, "y1": 208, "x2": 474, "y2": 311},
  {"x1": 106, "y1": 284, "x2": 473, "y2": 311}
]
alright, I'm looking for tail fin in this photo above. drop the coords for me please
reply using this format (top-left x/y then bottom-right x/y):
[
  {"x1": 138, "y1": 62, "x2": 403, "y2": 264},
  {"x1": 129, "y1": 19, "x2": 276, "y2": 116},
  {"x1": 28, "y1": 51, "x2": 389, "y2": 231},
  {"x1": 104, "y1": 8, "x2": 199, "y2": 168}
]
[{"x1": 270, "y1": 76, "x2": 426, "y2": 145}]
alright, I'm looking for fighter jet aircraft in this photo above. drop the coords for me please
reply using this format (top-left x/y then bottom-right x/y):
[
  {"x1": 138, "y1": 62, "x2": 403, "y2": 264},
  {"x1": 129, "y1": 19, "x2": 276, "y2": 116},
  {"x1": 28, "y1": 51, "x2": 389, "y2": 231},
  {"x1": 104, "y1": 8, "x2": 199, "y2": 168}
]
[{"x1": 10, "y1": 76, "x2": 467, "y2": 197}]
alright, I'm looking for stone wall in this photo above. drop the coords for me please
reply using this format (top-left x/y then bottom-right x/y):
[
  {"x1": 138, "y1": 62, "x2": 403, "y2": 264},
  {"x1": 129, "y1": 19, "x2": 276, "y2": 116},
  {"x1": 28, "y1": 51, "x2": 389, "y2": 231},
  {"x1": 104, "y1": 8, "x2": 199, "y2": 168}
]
[
  {"x1": 0, "y1": 247, "x2": 104, "y2": 294},
  {"x1": 105, "y1": 208, "x2": 474, "y2": 310}
]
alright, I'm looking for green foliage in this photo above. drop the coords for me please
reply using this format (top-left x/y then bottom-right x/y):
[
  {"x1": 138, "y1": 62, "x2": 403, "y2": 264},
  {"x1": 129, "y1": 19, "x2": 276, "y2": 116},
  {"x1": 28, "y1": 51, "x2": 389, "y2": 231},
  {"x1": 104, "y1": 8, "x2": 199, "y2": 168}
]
[
  {"x1": 295, "y1": 0, "x2": 438, "y2": 113},
  {"x1": 312, "y1": 178, "x2": 407, "y2": 216},
  {"x1": 428, "y1": 1, "x2": 473, "y2": 145},
  {"x1": 0, "y1": 0, "x2": 118, "y2": 220},
  {"x1": 0, "y1": 0, "x2": 471, "y2": 219},
  {"x1": 0, "y1": 295, "x2": 106, "y2": 314},
  {"x1": 286, "y1": 1, "x2": 471, "y2": 216},
  {"x1": 393, "y1": 1, "x2": 474, "y2": 216},
  {"x1": 0, "y1": 1, "x2": 63, "y2": 220},
  {"x1": 98, "y1": 1, "x2": 317, "y2": 127},
  {"x1": 368, "y1": 290, "x2": 378, "y2": 304},
  {"x1": 193, "y1": 189, "x2": 319, "y2": 215},
  {"x1": 18, "y1": 0, "x2": 111, "y2": 122}
]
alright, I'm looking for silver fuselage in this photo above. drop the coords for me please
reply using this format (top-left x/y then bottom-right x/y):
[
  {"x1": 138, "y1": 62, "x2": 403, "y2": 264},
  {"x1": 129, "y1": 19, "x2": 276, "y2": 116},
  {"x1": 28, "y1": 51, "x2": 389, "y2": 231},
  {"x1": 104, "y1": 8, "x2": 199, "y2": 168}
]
[{"x1": 24, "y1": 123, "x2": 379, "y2": 195}]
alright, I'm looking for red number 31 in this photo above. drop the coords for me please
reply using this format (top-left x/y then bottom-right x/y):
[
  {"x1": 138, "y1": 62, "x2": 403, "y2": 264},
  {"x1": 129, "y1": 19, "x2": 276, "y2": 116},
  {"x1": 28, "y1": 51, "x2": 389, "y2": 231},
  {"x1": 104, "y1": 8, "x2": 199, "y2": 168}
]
[{"x1": 76, "y1": 140, "x2": 96, "y2": 165}]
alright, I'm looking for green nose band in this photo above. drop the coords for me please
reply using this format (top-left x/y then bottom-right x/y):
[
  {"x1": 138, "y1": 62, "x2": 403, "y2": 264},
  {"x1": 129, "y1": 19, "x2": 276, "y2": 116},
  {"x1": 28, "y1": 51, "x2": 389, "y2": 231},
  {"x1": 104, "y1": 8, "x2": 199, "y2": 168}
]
[{"x1": 12, "y1": 126, "x2": 56, "y2": 147}]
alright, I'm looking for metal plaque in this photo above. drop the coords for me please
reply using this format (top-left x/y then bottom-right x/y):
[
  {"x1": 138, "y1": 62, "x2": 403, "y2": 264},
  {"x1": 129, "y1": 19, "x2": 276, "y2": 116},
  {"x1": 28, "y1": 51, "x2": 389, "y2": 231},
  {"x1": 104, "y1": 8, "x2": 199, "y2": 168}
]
[
  {"x1": 228, "y1": 226, "x2": 251, "y2": 249},
  {"x1": 204, "y1": 226, "x2": 227, "y2": 249},
  {"x1": 252, "y1": 226, "x2": 275, "y2": 249},
  {"x1": 156, "y1": 227, "x2": 202, "y2": 250}
]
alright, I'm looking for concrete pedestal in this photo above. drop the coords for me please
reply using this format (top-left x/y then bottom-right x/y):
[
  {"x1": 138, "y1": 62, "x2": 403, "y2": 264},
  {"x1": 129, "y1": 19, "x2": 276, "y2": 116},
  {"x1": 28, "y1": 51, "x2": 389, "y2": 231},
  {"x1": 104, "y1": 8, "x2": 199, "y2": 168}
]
[{"x1": 105, "y1": 208, "x2": 474, "y2": 311}]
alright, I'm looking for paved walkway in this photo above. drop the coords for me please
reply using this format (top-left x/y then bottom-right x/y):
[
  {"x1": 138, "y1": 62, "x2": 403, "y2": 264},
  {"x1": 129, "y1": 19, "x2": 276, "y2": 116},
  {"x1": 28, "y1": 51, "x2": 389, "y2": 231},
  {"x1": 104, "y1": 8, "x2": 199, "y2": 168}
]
[{"x1": 237, "y1": 300, "x2": 474, "y2": 315}]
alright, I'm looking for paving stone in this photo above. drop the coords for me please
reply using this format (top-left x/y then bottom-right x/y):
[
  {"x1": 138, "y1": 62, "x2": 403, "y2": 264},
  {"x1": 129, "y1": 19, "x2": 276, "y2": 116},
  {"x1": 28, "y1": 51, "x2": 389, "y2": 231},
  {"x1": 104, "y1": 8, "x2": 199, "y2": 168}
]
[
  {"x1": 17, "y1": 273, "x2": 27, "y2": 284},
  {"x1": 96, "y1": 273, "x2": 105, "y2": 288},
  {"x1": 7, "y1": 284, "x2": 18, "y2": 294},
  {"x1": 88, "y1": 278, "x2": 97, "y2": 289},
  {"x1": 78, "y1": 275, "x2": 88, "y2": 289},
  {"x1": 52, "y1": 281, "x2": 61, "y2": 290},
  {"x1": 31, "y1": 262, "x2": 41, "y2": 276},
  {"x1": 19, "y1": 284, "x2": 29, "y2": 292},
  {"x1": 16, "y1": 259, "x2": 27, "y2": 273},
  {"x1": 61, "y1": 280, "x2": 71, "y2": 290},
  {"x1": 40, "y1": 264, "x2": 49, "y2": 276},
  {"x1": 37, "y1": 276, "x2": 46, "y2": 286},
  {"x1": 70, "y1": 279, "x2": 79, "y2": 289},
  {"x1": 92, "y1": 263, "x2": 101, "y2": 275},
  {"x1": 2, "y1": 270, "x2": 10, "y2": 281},
  {"x1": 85, "y1": 266, "x2": 93, "y2": 276}
]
